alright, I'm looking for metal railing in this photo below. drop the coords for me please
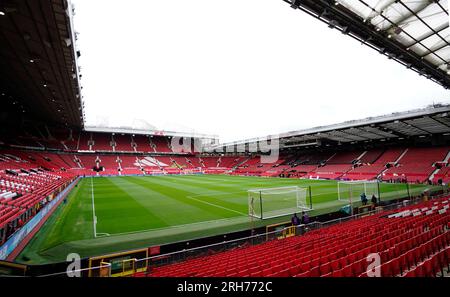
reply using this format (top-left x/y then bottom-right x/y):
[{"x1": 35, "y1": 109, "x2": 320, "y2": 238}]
[{"x1": 38, "y1": 262, "x2": 112, "y2": 278}]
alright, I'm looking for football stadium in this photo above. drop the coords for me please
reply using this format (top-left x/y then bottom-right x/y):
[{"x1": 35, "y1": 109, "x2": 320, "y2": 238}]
[{"x1": 0, "y1": 0, "x2": 450, "y2": 281}]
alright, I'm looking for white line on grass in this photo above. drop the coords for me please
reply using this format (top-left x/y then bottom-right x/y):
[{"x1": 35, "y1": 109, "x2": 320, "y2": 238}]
[
  {"x1": 91, "y1": 177, "x2": 98, "y2": 238},
  {"x1": 188, "y1": 191, "x2": 247, "y2": 198},
  {"x1": 106, "y1": 217, "x2": 248, "y2": 237},
  {"x1": 185, "y1": 194, "x2": 247, "y2": 216}
]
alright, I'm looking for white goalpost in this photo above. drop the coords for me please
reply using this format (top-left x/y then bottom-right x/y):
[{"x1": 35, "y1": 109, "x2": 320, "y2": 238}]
[
  {"x1": 248, "y1": 186, "x2": 311, "y2": 219},
  {"x1": 337, "y1": 180, "x2": 380, "y2": 202}
]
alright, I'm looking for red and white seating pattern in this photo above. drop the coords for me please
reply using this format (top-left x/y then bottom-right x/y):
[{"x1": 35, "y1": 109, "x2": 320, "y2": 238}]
[{"x1": 0, "y1": 168, "x2": 75, "y2": 243}]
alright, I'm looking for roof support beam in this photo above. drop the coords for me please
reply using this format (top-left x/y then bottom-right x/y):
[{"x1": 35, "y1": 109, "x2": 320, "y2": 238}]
[
  {"x1": 377, "y1": 0, "x2": 433, "y2": 32},
  {"x1": 397, "y1": 0, "x2": 450, "y2": 57},
  {"x1": 360, "y1": 0, "x2": 398, "y2": 24},
  {"x1": 282, "y1": 0, "x2": 450, "y2": 88},
  {"x1": 400, "y1": 120, "x2": 431, "y2": 135},
  {"x1": 406, "y1": 22, "x2": 448, "y2": 48},
  {"x1": 430, "y1": 116, "x2": 450, "y2": 129}
]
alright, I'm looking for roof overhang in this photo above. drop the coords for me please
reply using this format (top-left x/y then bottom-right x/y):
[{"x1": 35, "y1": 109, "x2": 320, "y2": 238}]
[
  {"x1": 0, "y1": 0, "x2": 84, "y2": 128},
  {"x1": 84, "y1": 126, "x2": 219, "y2": 141},
  {"x1": 211, "y1": 104, "x2": 450, "y2": 151},
  {"x1": 285, "y1": 0, "x2": 450, "y2": 89}
]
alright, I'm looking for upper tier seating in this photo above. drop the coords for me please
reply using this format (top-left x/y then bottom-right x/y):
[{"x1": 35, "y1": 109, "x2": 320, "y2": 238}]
[
  {"x1": 327, "y1": 151, "x2": 363, "y2": 164},
  {"x1": 92, "y1": 133, "x2": 113, "y2": 151},
  {"x1": 61, "y1": 130, "x2": 80, "y2": 151},
  {"x1": 113, "y1": 134, "x2": 133, "y2": 152},
  {"x1": 375, "y1": 148, "x2": 405, "y2": 164},
  {"x1": 13, "y1": 137, "x2": 43, "y2": 148},
  {"x1": 133, "y1": 135, "x2": 152, "y2": 152},
  {"x1": 358, "y1": 149, "x2": 384, "y2": 164},
  {"x1": 308, "y1": 151, "x2": 364, "y2": 179},
  {"x1": 343, "y1": 148, "x2": 407, "y2": 180},
  {"x1": 37, "y1": 138, "x2": 66, "y2": 150},
  {"x1": 5, "y1": 129, "x2": 209, "y2": 154},
  {"x1": 383, "y1": 147, "x2": 449, "y2": 183},
  {"x1": 297, "y1": 152, "x2": 334, "y2": 165},
  {"x1": 78, "y1": 132, "x2": 91, "y2": 151},
  {"x1": 150, "y1": 136, "x2": 172, "y2": 153}
]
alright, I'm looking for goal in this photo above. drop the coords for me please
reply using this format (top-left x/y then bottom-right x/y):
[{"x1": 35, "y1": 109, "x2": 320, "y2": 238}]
[
  {"x1": 248, "y1": 186, "x2": 311, "y2": 219},
  {"x1": 337, "y1": 180, "x2": 380, "y2": 202}
]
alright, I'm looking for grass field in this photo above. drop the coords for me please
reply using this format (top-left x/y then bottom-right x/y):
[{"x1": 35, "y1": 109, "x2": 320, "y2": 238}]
[{"x1": 17, "y1": 174, "x2": 434, "y2": 265}]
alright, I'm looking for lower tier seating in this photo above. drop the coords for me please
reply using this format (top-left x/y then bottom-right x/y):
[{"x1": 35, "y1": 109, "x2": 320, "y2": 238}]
[
  {"x1": 140, "y1": 196, "x2": 450, "y2": 277},
  {"x1": 0, "y1": 170, "x2": 75, "y2": 244}
]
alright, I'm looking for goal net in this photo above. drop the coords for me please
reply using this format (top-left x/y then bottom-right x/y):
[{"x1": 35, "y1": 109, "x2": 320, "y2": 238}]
[
  {"x1": 337, "y1": 180, "x2": 380, "y2": 202},
  {"x1": 248, "y1": 186, "x2": 311, "y2": 219}
]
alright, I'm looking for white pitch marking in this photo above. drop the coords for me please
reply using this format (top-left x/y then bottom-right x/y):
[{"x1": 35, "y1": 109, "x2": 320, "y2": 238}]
[
  {"x1": 91, "y1": 177, "x2": 98, "y2": 238},
  {"x1": 185, "y1": 194, "x2": 247, "y2": 216}
]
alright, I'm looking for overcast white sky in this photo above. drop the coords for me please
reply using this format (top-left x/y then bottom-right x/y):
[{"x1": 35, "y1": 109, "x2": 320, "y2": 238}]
[{"x1": 73, "y1": 0, "x2": 450, "y2": 143}]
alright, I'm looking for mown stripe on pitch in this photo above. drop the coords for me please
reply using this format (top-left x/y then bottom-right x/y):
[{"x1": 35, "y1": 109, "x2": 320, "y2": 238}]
[
  {"x1": 131, "y1": 176, "x2": 249, "y2": 213},
  {"x1": 93, "y1": 177, "x2": 169, "y2": 233},
  {"x1": 110, "y1": 176, "x2": 222, "y2": 225},
  {"x1": 125, "y1": 176, "x2": 243, "y2": 219}
]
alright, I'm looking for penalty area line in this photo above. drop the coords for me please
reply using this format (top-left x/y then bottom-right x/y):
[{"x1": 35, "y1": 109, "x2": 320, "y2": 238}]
[{"x1": 185, "y1": 195, "x2": 247, "y2": 216}]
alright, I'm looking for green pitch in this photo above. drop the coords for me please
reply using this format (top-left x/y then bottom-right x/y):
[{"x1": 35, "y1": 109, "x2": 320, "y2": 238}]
[{"x1": 17, "y1": 174, "x2": 433, "y2": 265}]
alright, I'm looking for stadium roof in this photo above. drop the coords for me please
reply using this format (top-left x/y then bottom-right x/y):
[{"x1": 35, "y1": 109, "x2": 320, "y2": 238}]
[
  {"x1": 212, "y1": 104, "x2": 450, "y2": 151},
  {"x1": 286, "y1": 0, "x2": 450, "y2": 89},
  {"x1": 0, "y1": 0, "x2": 84, "y2": 128},
  {"x1": 85, "y1": 126, "x2": 219, "y2": 141}
]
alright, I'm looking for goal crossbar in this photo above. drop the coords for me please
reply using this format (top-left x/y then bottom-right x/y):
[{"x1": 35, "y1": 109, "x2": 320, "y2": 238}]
[
  {"x1": 337, "y1": 180, "x2": 380, "y2": 202},
  {"x1": 248, "y1": 185, "x2": 300, "y2": 192},
  {"x1": 248, "y1": 186, "x2": 311, "y2": 220}
]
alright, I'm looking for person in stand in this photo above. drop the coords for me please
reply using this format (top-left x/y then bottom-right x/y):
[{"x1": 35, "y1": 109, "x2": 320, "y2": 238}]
[
  {"x1": 360, "y1": 192, "x2": 368, "y2": 205},
  {"x1": 301, "y1": 212, "x2": 310, "y2": 225},
  {"x1": 371, "y1": 194, "x2": 378, "y2": 209},
  {"x1": 291, "y1": 213, "x2": 300, "y2": 226}
]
